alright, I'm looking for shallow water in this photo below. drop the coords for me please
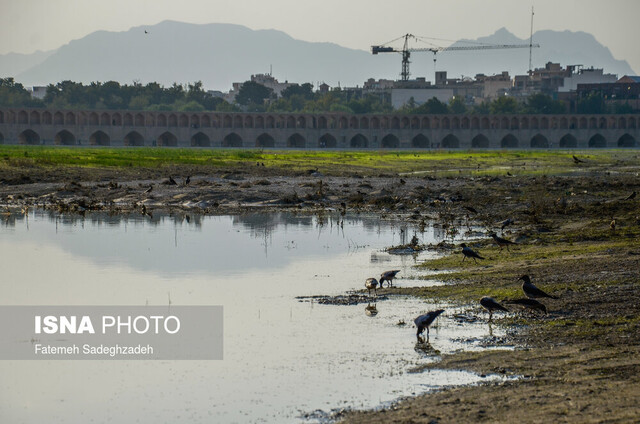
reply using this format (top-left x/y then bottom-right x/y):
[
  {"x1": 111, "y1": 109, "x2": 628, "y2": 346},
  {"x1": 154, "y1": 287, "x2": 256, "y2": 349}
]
[{"x1": 0, "y1": 210, "x2": 503, "y2": 423}]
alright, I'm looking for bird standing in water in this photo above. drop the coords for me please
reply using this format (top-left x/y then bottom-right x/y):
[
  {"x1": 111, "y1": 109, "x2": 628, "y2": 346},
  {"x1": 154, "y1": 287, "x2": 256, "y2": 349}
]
[
  {"x1": 480, "y1": 297, "x2": 509, "y2": 321},
  {"x1": 461, "y1": 243, "x2": 485, "y2": 263},
  {"x1": 380, "y1": 270, "x2": 400, "y2": 287},
  {"x1": 414, "y1": 309, "x2": 445, "y2": 341},
  {"x1": 365, "y1": 278, "x2": 379, "y2": 297},
  {"x1": 520, "y1": 275, "x2": 558, "y2": 299}
]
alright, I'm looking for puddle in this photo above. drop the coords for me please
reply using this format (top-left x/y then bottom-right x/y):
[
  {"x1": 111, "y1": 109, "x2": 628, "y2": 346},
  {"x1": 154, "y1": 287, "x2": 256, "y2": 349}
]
[{"x1": 0, "y1": 210, "x2": 507, "y2": 423}]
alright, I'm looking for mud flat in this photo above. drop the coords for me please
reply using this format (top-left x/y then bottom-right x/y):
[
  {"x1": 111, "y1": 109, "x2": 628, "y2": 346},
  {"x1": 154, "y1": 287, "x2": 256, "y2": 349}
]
[{"x1": 0, "y1": 148, "x2": 639, "y2": 422}]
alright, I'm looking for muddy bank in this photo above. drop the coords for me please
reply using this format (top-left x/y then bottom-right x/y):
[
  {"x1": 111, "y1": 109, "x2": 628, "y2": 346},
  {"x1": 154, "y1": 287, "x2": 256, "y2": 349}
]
[{"x1": 0, "y1": 155, "x2": 639, "y2": 423}]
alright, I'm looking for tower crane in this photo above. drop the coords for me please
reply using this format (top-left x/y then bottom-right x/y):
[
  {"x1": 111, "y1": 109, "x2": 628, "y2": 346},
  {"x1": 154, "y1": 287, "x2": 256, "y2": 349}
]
[{"x1": 371, "y1": 34, "x2": 540, "y2": 81}]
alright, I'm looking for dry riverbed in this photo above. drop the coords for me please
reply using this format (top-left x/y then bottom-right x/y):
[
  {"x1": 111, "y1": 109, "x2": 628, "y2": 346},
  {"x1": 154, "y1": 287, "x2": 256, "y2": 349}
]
[{"x1": 0, "y1": 152, "x2": 639, "y2": 423}]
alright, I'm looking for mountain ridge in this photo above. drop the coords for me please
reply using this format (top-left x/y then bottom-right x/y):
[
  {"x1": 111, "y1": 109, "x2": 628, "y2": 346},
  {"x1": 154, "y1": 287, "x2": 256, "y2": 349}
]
[{"x1": 1, "y1": 22, "x2": 634, "y2": 91}]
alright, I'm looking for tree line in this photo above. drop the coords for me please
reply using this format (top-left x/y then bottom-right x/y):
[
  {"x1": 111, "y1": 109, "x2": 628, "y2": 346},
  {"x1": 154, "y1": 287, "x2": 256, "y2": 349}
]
[{"x1": 0, "y1": 77, "x2": 631, "y2": 114}]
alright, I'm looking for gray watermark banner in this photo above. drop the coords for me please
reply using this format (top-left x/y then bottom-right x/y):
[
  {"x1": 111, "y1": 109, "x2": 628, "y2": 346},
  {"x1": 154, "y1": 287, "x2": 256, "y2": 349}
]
[{"x1": 0, "y1": 306, "x2": 223, "y2": 360}]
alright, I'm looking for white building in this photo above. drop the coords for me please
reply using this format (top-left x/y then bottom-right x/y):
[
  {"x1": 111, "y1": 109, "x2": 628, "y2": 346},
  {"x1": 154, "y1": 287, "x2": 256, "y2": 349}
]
[
  {"x1": 559, "y1": 67, "x2": 617, "y2": 92},
  {"x1": 29, "y1": 86, "x2": 47, "y2": 100}
]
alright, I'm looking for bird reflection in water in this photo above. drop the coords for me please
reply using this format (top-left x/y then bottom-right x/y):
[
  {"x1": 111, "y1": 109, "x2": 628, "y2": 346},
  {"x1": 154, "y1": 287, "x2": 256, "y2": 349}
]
[
  {"x1": 414, "y1": 338, "x2": 440, "y2": 356},
  {"x1": 365, "y1": 303, "x2": 378, "y2": 317}
]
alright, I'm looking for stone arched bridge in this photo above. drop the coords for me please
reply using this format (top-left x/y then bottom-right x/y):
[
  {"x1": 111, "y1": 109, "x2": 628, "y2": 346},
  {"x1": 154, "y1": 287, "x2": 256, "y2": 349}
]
[{"x1": 0, "y1": 107, "x2": 638, "y2": 149}]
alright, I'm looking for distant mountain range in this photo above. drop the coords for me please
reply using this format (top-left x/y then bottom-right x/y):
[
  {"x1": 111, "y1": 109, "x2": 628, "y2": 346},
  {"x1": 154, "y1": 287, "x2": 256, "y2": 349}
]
[{"x1": 0, "y1": 21, "x2": 635, "y2": 91}]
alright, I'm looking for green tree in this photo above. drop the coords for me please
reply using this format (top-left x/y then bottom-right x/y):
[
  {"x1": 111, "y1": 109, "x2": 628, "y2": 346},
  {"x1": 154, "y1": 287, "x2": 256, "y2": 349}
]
[
  {"x1": 128, "y1": 95, "x2": 150, "y2": 110},
  {"x1": 414, "y1": 97, "x2": 449, "y2": 114},
  {"x1": 235, "y1": 81, "x2": 273, "y2": 107},
  {"x1": 490, "y1": 96, "x2": 520, "y2": 114},
  {"x1": 472, "y1": 101, "x2": 491, "y2": 114},
  {"x1": 613, "y1": 102, "x2": 634, "y2": 114},
  {"x1": 577, "y1": 92, "x2": 607, "y2": 114},
  {"x1": 0, "y1": 78, "x2": 43, "y2": 107},
  {"x1": 448, "y1": 96, "x2": 467, "y2": 114},
  {"x1": 281, "y1": 83, "x2": 314, "y2": 100},
  {"x1": 524, "y1": 93, "x2": 565, "y2": 114}
]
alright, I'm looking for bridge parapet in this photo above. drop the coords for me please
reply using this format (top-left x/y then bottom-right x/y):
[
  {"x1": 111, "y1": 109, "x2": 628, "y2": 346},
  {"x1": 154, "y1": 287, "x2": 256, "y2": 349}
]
[{"x1": 0, "y1": 108, "x2": 638, "y2": 149}]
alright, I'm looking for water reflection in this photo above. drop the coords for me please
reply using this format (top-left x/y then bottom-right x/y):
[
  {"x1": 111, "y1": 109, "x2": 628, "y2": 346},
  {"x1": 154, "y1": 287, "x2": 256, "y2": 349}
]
[
  {"x1": 0, "y1": 210, "x2": 502, "y2": 424},
  {"x1": 364, "y1": 303, "x2": 378, "y2": 317}
]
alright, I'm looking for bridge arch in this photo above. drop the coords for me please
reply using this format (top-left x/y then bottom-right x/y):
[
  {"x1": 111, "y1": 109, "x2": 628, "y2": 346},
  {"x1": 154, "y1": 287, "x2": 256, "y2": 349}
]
[
  {"x1": 54, "y1": 111, "x2": 64, "y2": 125},
  {"x1": 157, "y1": 131, "x2": 177, "y2": 147},
  {"x1": 589, "y1": 134, "x2": 607, "y2": 148},
  {"x1": 168, "y1": 114, "x2": 178, "y2": 127},
  {"x1": 411, "y1": 134, "x2": 430, "y2": 148},
  {"x1": 30, "y1": 111, "x2": 40, "y2": 124},
  {"x1": 124, "y1": 131, "x2": 144, "y2": 146},
  {"x1": 350, "y1": 134, "x2": 368, "y2": 148},
  {"x1": 223, "y1": 133, "x2": 242, "y2": 147},
  {"x1": 256, "y1": 133, "x2": 275, "y2": 148},
  {"x1": 287, "y1": 133, "x2": 306, "y2": 148},
  {"x1": 530, "y1": 134, "x2": 549, "y2": 148},
  {"x1": 471, "y1": 134, "x2": 490, "y2": 148},
  {"x1": 441, "y1": 134, "x2": 459, "y2": 149},
  {"x1": 559, "y1": 134, "x2": 578, "y2": 148},
  {"x1": 179, "y1": 114, "x2": 188, "y2": 127},
  {"x1": 18, "y1": 130, "x2": 40, "y2": 145},
  {"x1": 0, "y1": 132, "x2": 3, "y2": 144},
  {"x1": 17, "y1": 110, "x2": 28, "y2": 124},
  {"x1": 90, "y1": 130, "x2": 110, "y2": 146},
  {"x1": 0, "y1": 110, "x2": 4, "y2": 124},
  {"x1": 381, "y1": 134, "x2": 399, "y2": 148},
  {"x1": 319, "y1": 133, "x2": 337, "y2": 148},
  {"x1": 191, "y1": 132, "x2": 210, "y2": 147},
  {"x1": 54, "y1": 130, "x2": 76, "y2": 145},
  {"x1": 617, "y1": 133, "x2": 636, "y2": 148},
  {"x1": 501, "y1": 134, "x2": 519, "y2": 148}
]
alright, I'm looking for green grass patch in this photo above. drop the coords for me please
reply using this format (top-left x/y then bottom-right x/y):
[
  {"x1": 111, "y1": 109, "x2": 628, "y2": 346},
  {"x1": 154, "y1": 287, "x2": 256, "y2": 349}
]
[{"x1": 0, "y1": 146, "x2": 636, "y2": 176}]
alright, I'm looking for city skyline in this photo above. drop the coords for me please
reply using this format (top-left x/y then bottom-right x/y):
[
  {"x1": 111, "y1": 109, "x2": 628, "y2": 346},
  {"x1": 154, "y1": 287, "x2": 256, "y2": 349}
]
[{"x1": 2, "y1": 0, "x2": 639, "y2": 75}]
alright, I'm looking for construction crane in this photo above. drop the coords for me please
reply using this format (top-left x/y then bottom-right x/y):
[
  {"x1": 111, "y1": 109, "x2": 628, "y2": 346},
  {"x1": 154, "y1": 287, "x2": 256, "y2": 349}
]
[{"x1": 372, "y1": 34, "x2": 540, "y2": 81}]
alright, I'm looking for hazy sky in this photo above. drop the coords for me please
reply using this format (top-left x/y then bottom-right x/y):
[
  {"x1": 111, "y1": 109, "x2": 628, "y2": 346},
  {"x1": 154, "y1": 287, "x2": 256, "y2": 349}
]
[{"x1": 2, "y1": 0, "x2": 639, "y2": 73}]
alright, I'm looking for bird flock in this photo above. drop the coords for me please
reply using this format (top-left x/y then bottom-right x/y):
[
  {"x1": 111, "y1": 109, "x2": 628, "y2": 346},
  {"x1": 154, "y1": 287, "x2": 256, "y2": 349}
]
[{"x1": 366, "y1": 232, "x2": 560, "y2": 343}]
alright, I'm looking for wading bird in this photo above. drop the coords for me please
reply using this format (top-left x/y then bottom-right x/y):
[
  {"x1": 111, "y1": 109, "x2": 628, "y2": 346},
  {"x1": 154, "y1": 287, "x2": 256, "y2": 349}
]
[
  {"x1": 520, "y1": 275, "x2": 558, "y2": 299},
  {"x1": 414, "y1": 309, "x2": 445, "y2": 341},
  {"x1": 480, "y1": 297, "x2": 509, "y2": 321},
  {"x1": 365, "y1": 278, "x2": 379, "y2": 297},
  {"x1": 380, "y1": 270, "x2": 400, "y2": 287},
  {"x1": 461, "y1": 243, "x2": 485, "y2": 263}
]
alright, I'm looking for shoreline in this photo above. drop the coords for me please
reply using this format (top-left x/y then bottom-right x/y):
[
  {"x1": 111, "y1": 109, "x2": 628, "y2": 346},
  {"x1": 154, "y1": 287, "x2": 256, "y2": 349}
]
[{"x1": 1, "y1": 149, "x2": 639, "y2": 422}]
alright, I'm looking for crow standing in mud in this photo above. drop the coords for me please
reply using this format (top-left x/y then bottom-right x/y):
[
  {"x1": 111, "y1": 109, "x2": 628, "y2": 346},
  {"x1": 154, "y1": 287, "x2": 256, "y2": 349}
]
[
  {"x1": 490, "y1": 233, "x2": 516, "y2": 251},
  {"x1": 414, "y1": 309, "x2": 445, "y2": 341},
  {"x1": 505, "y1": 298, "x2": 548, "y2": 315},
  {"x1": 365, "y1": 278, "x2": 379, "y2": 297},
  {"x1": 480, "y1": 297, "x2": 509, "y2": 321},
  {"x1": 460, "y1": 243, "x2": 485, "y2": 263},
  {"x1": 380, "y1": 270, "x2": 400, "y2": 287},
  {"x1": 520, "y1": 275, "x2": 558, "y2": 299}
]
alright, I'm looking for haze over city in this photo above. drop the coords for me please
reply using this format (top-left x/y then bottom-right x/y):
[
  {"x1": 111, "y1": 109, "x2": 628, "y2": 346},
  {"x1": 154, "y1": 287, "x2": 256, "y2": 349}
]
[{"x1": 2, "y1": 0, "x2": 639, "y2": 75}]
